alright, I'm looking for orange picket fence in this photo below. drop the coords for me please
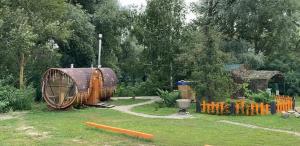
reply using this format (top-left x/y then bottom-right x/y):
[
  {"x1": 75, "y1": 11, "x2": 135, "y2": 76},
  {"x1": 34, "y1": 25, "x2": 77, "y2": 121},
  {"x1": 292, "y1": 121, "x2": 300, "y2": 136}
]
[
  {"x1": 275, "y1": 96, "x2": 293, "y2": 112},
  {"x1": 196, "y1": 96, "x2": 294, "y2": 116}
]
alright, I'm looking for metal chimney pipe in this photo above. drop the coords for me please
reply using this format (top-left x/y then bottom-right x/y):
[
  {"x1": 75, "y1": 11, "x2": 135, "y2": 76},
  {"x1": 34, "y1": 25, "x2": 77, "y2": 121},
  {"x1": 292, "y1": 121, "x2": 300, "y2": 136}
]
[
  {"x1": 98, "y1": 34, "x2": 102, "y2": 68},
  {"x1": 70, "y1": 64, "x2": 74, "y2": 68}
]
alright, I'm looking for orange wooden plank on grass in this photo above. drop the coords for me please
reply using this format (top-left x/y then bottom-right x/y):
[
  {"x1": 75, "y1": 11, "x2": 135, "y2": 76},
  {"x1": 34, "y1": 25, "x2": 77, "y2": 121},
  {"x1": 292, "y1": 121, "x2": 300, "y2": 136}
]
[{"x1": 85, "y1": 122, "x2": 154, "y2": 140}]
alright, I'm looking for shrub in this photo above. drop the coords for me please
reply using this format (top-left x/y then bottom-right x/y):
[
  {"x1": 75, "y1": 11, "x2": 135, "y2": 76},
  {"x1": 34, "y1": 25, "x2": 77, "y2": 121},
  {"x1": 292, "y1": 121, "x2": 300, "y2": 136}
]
[
  {"x1": 156, "y1": 89, "x2": 179, "y2": 107},
  {"x1": 11, "y1": 87, "x2": 34, "y2": 110},
  {"x1": 115, "y1": 83, "x2": 136, "y2": 97},
  {"x1": 115, "y1": 81, "x2": 159, "y2": 97},
  {"x1": 248, "y1": 90, "x2": 274, "y2": 104},
  {"x1": 0, "y1": 101, "x2": 9, "y2": 113},
  {"x1": 0, "y1": 81, "x2": 34, "y2": 113}
]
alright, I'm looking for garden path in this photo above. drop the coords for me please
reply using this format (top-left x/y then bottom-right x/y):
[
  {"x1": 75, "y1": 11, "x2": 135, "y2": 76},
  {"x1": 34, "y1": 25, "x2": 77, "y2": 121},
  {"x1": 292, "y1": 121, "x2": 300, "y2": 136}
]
[{"x1": 111, "y1": 96, "x2": 193, "y2": 119}]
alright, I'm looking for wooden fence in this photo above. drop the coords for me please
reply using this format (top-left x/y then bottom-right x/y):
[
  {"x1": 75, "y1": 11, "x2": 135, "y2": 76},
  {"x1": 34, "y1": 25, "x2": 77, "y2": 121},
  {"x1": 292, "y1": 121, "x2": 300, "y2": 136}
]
[
  {"x1": 275, "y1": 96, "x2": 294, "y2": 113},
  {"x1": 196, "y1": 96, "x2": 294, "y2": 116}
]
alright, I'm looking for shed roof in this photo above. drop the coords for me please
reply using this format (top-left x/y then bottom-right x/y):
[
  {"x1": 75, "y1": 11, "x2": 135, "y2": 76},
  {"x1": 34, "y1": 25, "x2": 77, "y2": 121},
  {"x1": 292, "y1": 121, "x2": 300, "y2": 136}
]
[{"x1": 232, "y1": 69, "x2": 283, "y2": 80}]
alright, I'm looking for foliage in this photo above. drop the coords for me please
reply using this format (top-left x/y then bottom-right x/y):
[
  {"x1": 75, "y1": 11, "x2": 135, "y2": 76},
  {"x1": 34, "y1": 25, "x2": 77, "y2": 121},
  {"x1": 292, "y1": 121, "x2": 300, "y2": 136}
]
[
  {"x1": 118, "y1": 35, "x2": 144, "y2": 83},
  {"x1": 92, "y1": 0, "x2": 131, "y2": 73},
  {"x1": 0, "y1": 81, "x2": 34, "y2": 112},
  {"x1": 156, "y1": 89, "x2": 179, "y2": 107},
  {"x1": 191, "y1": 2, "x2": 235, "y2": 101},
  {"x1": 0, "y1": 0, "x2": 300, "y2": 103},
  {"x1": 114, "y1": 80, "x2": 159, "y2": 97},
  {"x1": 58, "y1": 4, "x2": 96, "y2": 68},
  {"x1": 141, "y1": 0, "x2": 185, "y2": 90},
  {"x1": 115, "y1": 83, "x2": 139, "y2": 97},
  {"x1": 247, "y1": 90, "x2": 275, "y2": 104},
  {"x1": 193, "y1": 0, "x2": 300, "y2": 96}
]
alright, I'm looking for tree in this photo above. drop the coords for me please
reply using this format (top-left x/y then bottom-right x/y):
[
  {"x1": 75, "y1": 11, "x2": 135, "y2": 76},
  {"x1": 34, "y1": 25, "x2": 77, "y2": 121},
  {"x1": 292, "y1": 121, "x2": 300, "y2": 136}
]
[
  {"x1": 0, "y1": 7, "x2": 37, "y2": 89},
  {"x1": 58, "y1": 4, "x2": 96, "y2": 67},
  {"x1": 193, "y1": 0, "x2": 300, "y2": 95},
  {"x1": 0, "y1": 0, "x2": 72, "y2": 89},
  {"x1": 192, "y1": 0, "x2": 235, "y2": 101},
  {"x1": 93, "y1": 0, "x2": 131, "y2": 73},
  {"x1": 142, "y1": 0, "x2": 185, "y2": 90}
]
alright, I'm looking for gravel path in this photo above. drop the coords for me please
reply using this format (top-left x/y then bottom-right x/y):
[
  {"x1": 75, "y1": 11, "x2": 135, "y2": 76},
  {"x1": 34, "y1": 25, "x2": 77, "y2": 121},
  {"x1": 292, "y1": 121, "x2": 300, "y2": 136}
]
[
  {"x1": 218, "y1": 120, "x2": 300, "y2": 137},
  {"x1": 111, "y1": 96, "x2": 193, "y2": 119}
]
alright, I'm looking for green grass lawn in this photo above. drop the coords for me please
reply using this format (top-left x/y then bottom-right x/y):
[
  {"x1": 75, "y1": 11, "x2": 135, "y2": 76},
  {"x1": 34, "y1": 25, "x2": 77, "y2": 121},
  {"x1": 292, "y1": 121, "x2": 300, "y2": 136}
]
[
  {"x1": 131, "y1": 103, "x2": 178, "y2": 116},
  {"x1": 132, "y1": 102, "x2": 196, "y2": 116},
  {"x1": 1, "y1": 102, "x2": 300, "y2": 146},
  {"x1": 107, "y1": 98, "x2": 150, "y2": 106}
]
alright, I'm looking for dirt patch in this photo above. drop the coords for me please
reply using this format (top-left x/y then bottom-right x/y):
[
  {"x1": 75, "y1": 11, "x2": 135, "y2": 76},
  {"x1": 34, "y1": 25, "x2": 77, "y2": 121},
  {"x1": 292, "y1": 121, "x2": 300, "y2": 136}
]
[
  {"x1": 17, "y1": 125, "x2": 50, "y2": 140},
  {"x1": 0, "y1": 114, "x2": 14, "y2": 121},
  {"x1": 0, "y1": 111, "x2": 28, "y2": 121},
  {"x1": 72, "y1": 138, "x2": 89, "y2": 144}
]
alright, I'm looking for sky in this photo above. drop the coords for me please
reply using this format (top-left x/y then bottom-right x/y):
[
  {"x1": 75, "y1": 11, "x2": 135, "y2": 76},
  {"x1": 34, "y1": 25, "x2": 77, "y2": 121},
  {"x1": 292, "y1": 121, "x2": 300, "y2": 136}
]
[{"x1": 118, "y1": 0, "x2": 197, "y2": 23}]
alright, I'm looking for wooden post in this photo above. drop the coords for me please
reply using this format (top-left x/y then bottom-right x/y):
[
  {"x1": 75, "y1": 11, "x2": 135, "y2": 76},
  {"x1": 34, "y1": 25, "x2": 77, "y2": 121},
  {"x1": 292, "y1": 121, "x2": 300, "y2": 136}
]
[
  {"x1": 260, "y1": 103, "x2": 264, "y2": 115},
  {"x1": 196, "y1": 97, "x2": 201, "y2": 113},
  {"x1": 235, "y1": 103, "x2": 239, "y2": 115},
  {"x1": 250, "y1": 103, "x2": 254, "y2": 116},
  {"x1": 255, "y1": 103, "x2": 259, "y2": 115},
  {"x1": 207, "y1": 104, "x2": 210, "y2": 114},
  {"x1": 241, "y1": 100, "x2": 245, "y2": 115},
  {"x1": 202, "y1": 100, "x2": 206, "y2": 113},
  {"x1": 246, "y1": 105, "x2": 249, "y2": 116},
  {"x1": 230, "y1": 102, "x2": 235, "y2": 115},
  {"x1": 220, "y1": 102, "x2": 224, "y2": 115},
  {"x1": 265, "y1": 104, "x2": 269, "y2": 115},
  {"x1": 211, "y1": 102, "x2": 215, "y2": 114},
  {"x1": 216, "y1": 103, "x2": 219, "y2": 114},
  {"x1": 270, "y1": 101, "x2": 276, "y2": 114}
]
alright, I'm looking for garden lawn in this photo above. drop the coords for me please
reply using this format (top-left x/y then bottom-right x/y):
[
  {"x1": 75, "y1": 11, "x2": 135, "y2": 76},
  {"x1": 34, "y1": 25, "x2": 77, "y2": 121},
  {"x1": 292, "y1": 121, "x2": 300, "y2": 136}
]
[
  {"x1": 132, "y1": 102, "x2": 196, "y2": 116},
  {"x1": 0, "y1": 103, "x2": 300, "y2": 146}
]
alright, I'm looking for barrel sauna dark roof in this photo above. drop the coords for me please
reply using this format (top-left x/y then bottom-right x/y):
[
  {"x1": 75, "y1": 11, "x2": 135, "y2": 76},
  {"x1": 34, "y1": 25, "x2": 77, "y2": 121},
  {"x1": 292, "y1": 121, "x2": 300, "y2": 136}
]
[
  {"x1": 43, "y1": 68, "x2": 118, "y2": 92},
  {"x1": 45, "y1": 68, "x2": 94, "y2": 92},
  {"x1": 100, "y1": 68, "x2": 118, "y2": 88}
]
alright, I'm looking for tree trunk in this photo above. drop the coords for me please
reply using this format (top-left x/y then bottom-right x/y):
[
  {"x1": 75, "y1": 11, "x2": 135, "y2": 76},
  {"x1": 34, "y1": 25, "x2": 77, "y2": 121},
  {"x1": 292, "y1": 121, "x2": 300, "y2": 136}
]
[
  {"x1": 170, "y1": 62, "x2": 173, "y2": 90},
  {"x1": 19, "y1": 53, "x2": 25, "y2": 89}
]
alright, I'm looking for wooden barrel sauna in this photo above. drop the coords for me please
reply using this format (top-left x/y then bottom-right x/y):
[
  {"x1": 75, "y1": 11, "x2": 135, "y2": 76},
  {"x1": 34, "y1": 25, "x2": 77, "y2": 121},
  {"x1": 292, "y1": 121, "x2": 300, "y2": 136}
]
[{"x1": 41, "y1": 67, "x2": 117, "y2": 109}]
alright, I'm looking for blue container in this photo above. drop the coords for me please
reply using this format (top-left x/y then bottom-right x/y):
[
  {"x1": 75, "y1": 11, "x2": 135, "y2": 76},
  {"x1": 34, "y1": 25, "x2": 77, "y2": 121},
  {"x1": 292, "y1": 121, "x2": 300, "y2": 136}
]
[{"x1": 176, "y1": 80, "x2": 191, "y2": 86}]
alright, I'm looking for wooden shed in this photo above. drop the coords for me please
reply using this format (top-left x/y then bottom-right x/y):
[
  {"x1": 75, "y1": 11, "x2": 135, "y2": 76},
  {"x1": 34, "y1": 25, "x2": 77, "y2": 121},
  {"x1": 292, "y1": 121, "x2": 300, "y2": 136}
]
[
  {"x1": 41, "y1": 67, "x2": 117, "y2": 109},
  {"x1": 230, "y1": 65, "x2": 284, "y2": 93}
]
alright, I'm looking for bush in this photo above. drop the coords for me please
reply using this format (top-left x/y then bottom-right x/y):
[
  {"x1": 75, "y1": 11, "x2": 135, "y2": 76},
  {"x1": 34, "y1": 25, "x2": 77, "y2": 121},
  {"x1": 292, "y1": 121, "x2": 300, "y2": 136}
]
[
  {"x1": 0, "y1": 101, "x2": 9, "y2": 113},
  {"x1": 248, "y1": 90, "x2": 275, "y2": 104},
  {"x1": 0, "y1": 81, "x2": 34, "y2": 113},
  {"x1": 156, "y1": 89, "x2": 179, "y2": 107},
  {"x1": 115, "y1": 83, "x2": 136, "y2": 97},
  {"x1": 115, "y1": 81, "x2": 159, "y2": 97}
]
